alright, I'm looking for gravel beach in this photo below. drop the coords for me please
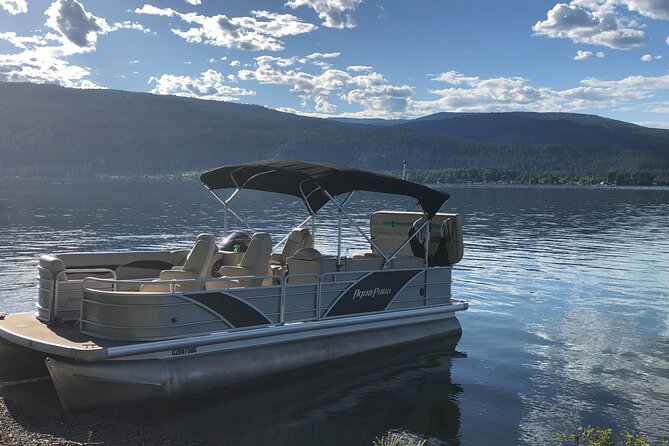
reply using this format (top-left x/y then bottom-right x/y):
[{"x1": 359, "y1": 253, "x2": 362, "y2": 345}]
[{"x1": 0, "y1": 395, "x2": 205, "y2": 446}]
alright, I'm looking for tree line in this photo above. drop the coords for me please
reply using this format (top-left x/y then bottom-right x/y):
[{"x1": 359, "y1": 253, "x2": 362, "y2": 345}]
[{"x1": 383, "y1": 168, "x2": 669, "y2": 186}]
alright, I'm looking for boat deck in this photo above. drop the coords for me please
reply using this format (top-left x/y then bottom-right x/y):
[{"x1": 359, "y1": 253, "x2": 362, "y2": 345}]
[{"x1": 0, "y1": 312, "x2": 123, "y2": 360}]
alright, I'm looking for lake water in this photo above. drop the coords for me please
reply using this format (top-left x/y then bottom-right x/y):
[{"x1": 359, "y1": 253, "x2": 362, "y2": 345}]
[{"x1": 0, "y1": 180, "x2": 668, "y2": 445}]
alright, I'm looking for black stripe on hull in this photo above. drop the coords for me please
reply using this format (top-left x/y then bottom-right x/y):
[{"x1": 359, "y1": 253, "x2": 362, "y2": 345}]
[
  {"x1": 185, "y1": 292, "x2": 271, "y2": 328},
  {"x1": 325, "y1": 270, "x2": 421, "y2": 318}
]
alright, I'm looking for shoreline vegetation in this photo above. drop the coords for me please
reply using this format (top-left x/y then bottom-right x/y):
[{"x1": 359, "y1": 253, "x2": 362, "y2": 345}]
[
  {"x1": 382, "y1": 168, "x2": 669, "y2": 187},
  {"x1": 2, "y1": 168, "x2": 669, "y2": 187}
]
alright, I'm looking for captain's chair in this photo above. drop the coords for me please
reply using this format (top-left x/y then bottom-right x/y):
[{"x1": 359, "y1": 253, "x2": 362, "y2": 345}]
[
  {"x1": 206, "y1": 232, "x2": 272, "y2": 289},
  {"x1": 269, "y1": 228, "x2": 313, "y2": 276},
  {"x1": 140, "y1": 233, "x2": 217, "y2": 292}
]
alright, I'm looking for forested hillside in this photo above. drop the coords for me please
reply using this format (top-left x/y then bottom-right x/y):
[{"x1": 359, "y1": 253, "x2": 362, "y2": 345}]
[{"x1": 1, "y1": 82, "x2": 668, "y2": 180}]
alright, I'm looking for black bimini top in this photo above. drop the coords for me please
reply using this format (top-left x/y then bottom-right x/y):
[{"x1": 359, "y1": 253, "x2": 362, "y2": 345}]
[{"x1": 200, "y1": 160, "x2": 449, "y2": 218}]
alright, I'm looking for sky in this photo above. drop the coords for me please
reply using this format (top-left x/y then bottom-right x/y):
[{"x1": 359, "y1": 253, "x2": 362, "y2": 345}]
[{"x1": 0, "y1": 0, "x2": 668, "y2": 127}]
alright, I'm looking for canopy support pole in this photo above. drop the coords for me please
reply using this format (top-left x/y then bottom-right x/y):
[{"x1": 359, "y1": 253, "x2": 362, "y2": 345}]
[
  {"x1": 335, "y1": 192, "x2": 354, "y2": 270},
  {"x1": 322, "y1": 190, "x2": 388, "y2": 264},
  {"x1": 424, "y1": 218, "x2": 431, "y2": 267},
  {"x1": 382, "y1": 217, "x2": 430, "y2": 268},
  {"x1": 204, "y1": 185, "x2": 256, "y2": 233},
  {"x1": 224, "y1": 207, "x2": 228, "y2": 236}
]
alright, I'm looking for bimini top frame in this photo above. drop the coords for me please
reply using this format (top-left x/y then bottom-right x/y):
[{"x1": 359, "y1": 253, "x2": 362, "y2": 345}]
[
  {"x1": 200, "y1": 160, "x2": 451, "y2": 267},
  {"x1": 200, "y1": 160, "x2": 449, "y2": 218}
]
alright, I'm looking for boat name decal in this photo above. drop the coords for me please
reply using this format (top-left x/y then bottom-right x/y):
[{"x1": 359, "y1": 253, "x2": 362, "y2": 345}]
[
  {"x1": 325, "y1": 270, "x2": 420, "y2": 318},
  {"x1": 352, "y1": 287, "x2": 392, "y2": 300},
  {"x1": 171, "y1": 346, "x2": 198, "y2": 356}
]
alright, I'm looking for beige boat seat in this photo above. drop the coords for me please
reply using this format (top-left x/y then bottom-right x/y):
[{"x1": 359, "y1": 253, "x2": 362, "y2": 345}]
[
  {"x1": 206, "y1": 232, "x2": 272, "y2": 289},
  {"x1": 269, "y1": 228, "x2": 313, "y2": 277},
  {"x1": 286, "y1": 248, "x2": 338, "y2": 284},
  {"x1": 140, "y1": 234, "x2": 217, "y2": 292}
]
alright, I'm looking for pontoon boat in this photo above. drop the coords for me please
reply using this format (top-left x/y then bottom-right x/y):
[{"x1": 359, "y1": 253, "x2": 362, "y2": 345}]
[{"x1": 0, "y1": 160, "x2": 467, "y2": 409}]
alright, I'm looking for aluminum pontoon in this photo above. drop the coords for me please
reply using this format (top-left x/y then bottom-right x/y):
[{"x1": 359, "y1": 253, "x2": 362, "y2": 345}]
[{"x1": 0, "y1": 160, "x2": 467, "y2": 410}]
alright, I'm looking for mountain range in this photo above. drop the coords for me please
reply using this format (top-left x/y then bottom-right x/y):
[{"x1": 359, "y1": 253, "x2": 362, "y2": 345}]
[{"x1": 0, "y1": 82, "x2": 667, "y2": 178}]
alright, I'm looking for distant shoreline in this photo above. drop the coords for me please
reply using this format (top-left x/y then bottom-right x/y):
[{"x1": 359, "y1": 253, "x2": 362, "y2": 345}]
[
  {"x1": 2, "y1": 172, "x2": 669, "y2": 189},
  {"x1": 383, "y1": 167, "x2": 669, "y2": 187}
]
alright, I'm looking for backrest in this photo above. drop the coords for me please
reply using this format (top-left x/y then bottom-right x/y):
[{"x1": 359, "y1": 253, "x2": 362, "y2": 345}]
[
  {"x1": 281, "y1": 228, "x2": 314, "y2": 264},
  {"x1": 286, "y1": 248, "x2": 338, "y2": 284},
  {"x1": 240, "y1": 232, "x2": 272, "y2": 275},
  {"x1": 370, "y1": 211, "x2": 463, "y2": 264},
  {"x1": 182, "y1": 233, "x2": 217, "y2": 278}
]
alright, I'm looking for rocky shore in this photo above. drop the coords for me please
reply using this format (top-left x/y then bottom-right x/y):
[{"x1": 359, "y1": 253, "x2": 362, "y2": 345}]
[{"x1": 0, "y1": 395, "x2": 203, "y2": 446}]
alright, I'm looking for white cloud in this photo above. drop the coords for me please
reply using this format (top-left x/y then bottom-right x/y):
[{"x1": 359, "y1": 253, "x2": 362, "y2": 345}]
[
  {"x1": 135, "y1": 6, "x2": 316, "y2": 51},
  {"x1": 640, "y1": 53, "x2": 662, "y2": 61},
  {"x1": 424, "y1": 74, "x2": 558, "y2": 113},
  {"x1": 237, "y1": 54, "x2": 410, "y2": 115},
  {"x1": 576, "y1": 50, "x2": 606, "y2": 59},
  {"x1": 533, "y1": 2, "x2": 646, "y2": 49},
  {"x1": 0, "y1": 0, "x2": 27, "y2": 14},
  {"x1": 0, "y1": 32, "x2": 58, "y2": 50},
  {"x1": 635, "y1": 120, "x2": 669, "y2": 128},
  {"x1": 285, "y1": 0, "x2": 363, "y2": 29},
  {"x1": 648, "y1": 102, "x2": 669, "y2": 112},
  {"x1": 44, "y1": 1, "x2": 150, "y2": 51},
  {"x1": 233, "y1": 60, "x2": 669, "y2": 118},
  {"x1": 306, "y1": 52, "x2": 340, "y2": 59},
  {"x1": 130, "y1": 59, "x2": 139, "y2": 64},
  {"x1": 0, "y1": 46, "x2": 99, "y2": 87},
  {"x1": 109, "y1": 20, "x2": 152, "y2": 34},
  {"x1": 347, "y1": 65, "x2": 373, "y2": 72},
  {"x1": 149, "y1": 69, "x2": 256, "y2": 101},
  {"x1": 230, "y1": 60, "x2": 241, "y2": 66},
  {"x1": 433, "y1": 71, "x2": 480, "y2": 86},
  {"x1": 416, "y1": 70, "x2": 669, "y2": 116},
  {"x1": 185, "y1": 0, "x2": 201, "y2": 5},
  {"x1": 575, "y1": 0, "x2": 669, "y2": 20},
  {"x1": 45, "y1": 0, "x2": 110, "y2": 50},
  {"x1": 342, "y1": 84, "x2": 414, "y2": 113},
  {"x1": 0, "y1": 0, "x2": 147, "y2": 88},
  {"x1": 575, "y1": 50, "x2": 594, "y2": 60},
  {"x1": 134, "y1": 4, "x2": 176, "y2": 17}
]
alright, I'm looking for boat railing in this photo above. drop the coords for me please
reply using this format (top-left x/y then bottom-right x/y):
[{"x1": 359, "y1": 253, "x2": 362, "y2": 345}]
[
  {"x1": 83, "y1": 274, "x2": 286, "y2": 293},
  {"x1": 82, "y1": 273, "x2": 320, "y2": 326},
  {"x1": 38, "y1": 266, "x2": 117, "y2": 323},
  {"x1": 81, "y1": 266, "x2": 451, "y2": 331}
]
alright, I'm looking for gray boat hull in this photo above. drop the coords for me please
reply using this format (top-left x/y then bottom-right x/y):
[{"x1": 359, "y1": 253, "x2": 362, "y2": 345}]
[
  {"x1": 47, "y1": 312, "x2": 462, "y2": 410},
  {"x1": 0, "y1": 338, "x2": 50, "y2": 381}
]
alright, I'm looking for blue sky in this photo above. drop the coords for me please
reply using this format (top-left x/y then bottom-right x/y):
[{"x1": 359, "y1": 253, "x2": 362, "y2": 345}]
[{"x1": 1, "y1": 0, "x2": 668, "y2": 127}]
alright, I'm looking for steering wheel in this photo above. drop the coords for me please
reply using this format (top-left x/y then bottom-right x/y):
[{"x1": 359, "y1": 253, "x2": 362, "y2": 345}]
[{"x1": 210, "y1": 258, "x2": 226, "y2": 278}]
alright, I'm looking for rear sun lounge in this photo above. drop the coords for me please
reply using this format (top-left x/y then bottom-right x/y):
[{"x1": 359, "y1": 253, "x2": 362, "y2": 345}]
[{"x1": 0, "y1": 160, "x2": 467, "y2": 409}]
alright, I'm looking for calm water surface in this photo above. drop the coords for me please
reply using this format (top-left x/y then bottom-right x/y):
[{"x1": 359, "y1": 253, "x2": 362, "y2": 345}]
[{"x1": 0, "y1": 180, "x2": 668, "y2": 445}]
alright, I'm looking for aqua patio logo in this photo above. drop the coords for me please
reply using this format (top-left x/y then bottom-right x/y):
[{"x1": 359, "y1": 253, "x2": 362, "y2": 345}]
[{"x1": 352, "y1": 287, "x2": 392, "y2": 300}]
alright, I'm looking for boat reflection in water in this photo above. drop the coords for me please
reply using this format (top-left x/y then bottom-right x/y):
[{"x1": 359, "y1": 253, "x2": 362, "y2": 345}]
[{"x1": 113, "y1": 334, "x2": 465, "y2": 446}]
